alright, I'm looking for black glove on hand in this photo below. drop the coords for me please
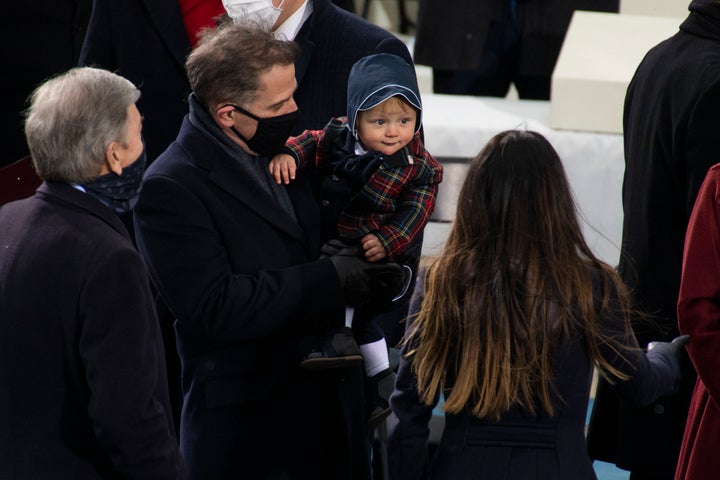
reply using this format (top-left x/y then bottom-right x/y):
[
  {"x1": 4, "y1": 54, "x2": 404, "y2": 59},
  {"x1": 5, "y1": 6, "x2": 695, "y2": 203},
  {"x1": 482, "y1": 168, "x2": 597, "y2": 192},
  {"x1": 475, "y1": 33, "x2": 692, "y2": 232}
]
[
  {"x1": 320, "y1": 239, "x2": 357, "y2": 259},
  {"x1": 647, "y1": 334, "x2": 690, "y2": 356},
  {"x1": 330, "y1": 254, "x2": 405, "y2": 308},
  {"x1": 646, "y1": 334, "x2": 690, "y2": 396}
]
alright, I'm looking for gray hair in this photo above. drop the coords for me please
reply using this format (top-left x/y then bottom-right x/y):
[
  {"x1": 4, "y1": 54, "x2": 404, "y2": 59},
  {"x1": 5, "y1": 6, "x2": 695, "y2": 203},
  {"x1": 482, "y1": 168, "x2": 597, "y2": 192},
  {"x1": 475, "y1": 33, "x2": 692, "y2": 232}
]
[{"x1": 24, "y1": 67, "x2": 141, "y2": 183}]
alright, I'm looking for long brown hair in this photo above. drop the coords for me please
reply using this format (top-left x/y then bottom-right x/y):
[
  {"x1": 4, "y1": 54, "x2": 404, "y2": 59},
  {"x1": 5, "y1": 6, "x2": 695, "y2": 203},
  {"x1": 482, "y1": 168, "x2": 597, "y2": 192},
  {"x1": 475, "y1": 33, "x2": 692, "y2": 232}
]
[{"x1": 407, "y1": 130, "x2": 633, "y2": 420}]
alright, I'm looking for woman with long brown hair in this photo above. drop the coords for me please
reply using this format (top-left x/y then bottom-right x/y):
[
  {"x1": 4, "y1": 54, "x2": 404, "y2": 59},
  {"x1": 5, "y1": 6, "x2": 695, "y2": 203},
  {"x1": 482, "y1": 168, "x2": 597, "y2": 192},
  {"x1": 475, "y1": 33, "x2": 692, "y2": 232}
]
[{"x1": 387, "y1": 130, "x2": 687, "y2": 479}]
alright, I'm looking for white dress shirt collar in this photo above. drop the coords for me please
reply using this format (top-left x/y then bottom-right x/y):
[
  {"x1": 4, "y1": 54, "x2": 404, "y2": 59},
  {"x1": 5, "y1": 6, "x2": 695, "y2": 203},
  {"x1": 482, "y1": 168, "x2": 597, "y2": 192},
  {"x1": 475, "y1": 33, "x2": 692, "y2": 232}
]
[{"x1": 274, "y1": 0, "x2": 312, "y2": 40}]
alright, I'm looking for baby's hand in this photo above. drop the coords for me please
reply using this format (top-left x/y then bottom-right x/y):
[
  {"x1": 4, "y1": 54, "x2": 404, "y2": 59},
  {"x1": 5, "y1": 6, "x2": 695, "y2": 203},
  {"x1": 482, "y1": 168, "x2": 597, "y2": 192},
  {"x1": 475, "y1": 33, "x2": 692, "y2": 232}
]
[
  {"x1": 361, "y1": 233, "x2": 387, "y2": 262},
  {"x1": 268, "y1": 153, "x2": 297, "y2": 184}
]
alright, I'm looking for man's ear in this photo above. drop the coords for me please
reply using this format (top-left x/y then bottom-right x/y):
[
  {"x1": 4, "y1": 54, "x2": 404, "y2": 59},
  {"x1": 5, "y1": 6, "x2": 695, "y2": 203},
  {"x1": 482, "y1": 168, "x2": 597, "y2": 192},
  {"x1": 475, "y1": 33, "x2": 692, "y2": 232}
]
[
  {"x1": 105, "y1": 141, "x2": 123, "y2": 175},
  {"x1": 215, "y1": 104, "x2": 237, "y2": 129}
]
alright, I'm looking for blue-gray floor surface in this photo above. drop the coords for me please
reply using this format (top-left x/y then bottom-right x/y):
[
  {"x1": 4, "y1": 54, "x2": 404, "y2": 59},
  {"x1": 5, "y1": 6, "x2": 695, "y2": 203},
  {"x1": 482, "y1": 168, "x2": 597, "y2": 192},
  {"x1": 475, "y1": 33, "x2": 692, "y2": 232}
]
[{"x1": 594, "y1": 461, "x2": 630, "y2": 479}]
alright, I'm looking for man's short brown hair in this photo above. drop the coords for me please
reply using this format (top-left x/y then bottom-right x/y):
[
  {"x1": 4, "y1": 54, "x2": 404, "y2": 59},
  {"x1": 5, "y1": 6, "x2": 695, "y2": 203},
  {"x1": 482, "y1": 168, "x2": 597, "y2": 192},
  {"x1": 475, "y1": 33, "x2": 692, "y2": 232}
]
[{"x1": 186, "y1": 22, "x2": 300, "y2": 110}]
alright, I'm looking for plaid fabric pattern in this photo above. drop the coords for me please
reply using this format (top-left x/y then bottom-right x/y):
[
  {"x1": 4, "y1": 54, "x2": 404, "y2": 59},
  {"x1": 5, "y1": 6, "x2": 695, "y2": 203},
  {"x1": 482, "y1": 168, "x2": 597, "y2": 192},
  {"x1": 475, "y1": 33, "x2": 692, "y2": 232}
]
[{"x1": 284, "y1": 117, "x2": 443, "y2": 259}]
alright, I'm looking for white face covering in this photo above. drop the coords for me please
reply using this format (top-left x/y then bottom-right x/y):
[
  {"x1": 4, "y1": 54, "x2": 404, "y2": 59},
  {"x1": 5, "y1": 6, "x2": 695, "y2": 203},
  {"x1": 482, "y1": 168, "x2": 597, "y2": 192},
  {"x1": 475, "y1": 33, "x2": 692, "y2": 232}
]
[{"x1": 222, "y1": 0, "x2": 286, "y2": 30}]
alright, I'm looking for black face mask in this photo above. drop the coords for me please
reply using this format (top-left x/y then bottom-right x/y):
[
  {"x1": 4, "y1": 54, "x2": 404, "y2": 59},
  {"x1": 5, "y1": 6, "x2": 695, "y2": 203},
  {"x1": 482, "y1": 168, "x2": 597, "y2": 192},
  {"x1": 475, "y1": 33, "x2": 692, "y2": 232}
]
[
  {"x1": 227, "y1": 104, "x2": 300, "y2": 157},
  {"x1": 82, "y1": 149, "x2": 146, "y2": 213}
]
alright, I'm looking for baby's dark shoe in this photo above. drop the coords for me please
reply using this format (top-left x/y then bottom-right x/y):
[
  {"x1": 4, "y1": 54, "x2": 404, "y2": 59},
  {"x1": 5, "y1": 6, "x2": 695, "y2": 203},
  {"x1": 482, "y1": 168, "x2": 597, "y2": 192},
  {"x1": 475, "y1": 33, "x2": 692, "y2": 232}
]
[
  {"x1": 366, "y1": 367, "x2": 396, "y2": 427},
  {"x1": 301, "y1": 326, "x2": 363, "y2": 370}
]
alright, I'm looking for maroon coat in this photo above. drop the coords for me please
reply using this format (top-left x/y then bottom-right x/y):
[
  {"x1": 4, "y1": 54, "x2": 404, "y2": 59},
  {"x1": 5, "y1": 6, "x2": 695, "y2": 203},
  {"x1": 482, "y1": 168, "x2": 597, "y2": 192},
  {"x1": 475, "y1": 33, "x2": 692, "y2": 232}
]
[{"x1": 676, "y1": 164, "x2": 720, "y2": 480}]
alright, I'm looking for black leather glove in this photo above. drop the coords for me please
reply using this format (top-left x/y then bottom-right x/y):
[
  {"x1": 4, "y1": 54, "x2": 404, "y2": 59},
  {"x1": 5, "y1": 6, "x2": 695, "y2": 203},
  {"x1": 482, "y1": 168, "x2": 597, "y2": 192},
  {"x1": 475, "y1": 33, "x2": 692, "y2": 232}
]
[
  {"x1": 330, "y1": 254, "x2": 405, "y2": 308},
  {"x1": 320, "y1": 239, "x2": 357, "y2": 259}
]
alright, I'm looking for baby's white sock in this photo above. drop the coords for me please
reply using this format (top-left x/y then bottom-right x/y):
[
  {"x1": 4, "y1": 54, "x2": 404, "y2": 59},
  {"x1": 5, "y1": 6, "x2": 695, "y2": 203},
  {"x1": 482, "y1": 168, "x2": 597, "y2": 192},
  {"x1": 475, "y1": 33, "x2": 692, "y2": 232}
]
[{"x1": 360, "y1": 337, "x2": 390, "y2": 377}]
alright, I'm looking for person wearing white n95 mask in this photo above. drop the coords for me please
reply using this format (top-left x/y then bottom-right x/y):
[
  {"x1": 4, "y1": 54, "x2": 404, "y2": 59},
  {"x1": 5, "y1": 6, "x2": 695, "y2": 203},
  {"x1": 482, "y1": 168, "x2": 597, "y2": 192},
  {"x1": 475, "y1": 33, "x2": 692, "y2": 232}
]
[{"x1": 222, "y1": 0, "x2": 287, "y2": 30}]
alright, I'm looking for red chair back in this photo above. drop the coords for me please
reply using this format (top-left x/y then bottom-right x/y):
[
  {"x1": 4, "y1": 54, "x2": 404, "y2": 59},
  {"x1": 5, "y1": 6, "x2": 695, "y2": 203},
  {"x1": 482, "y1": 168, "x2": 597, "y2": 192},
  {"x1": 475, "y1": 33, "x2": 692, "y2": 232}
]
[{"x1": 0, "y1": 156, "x2": 42, "y2": 206}]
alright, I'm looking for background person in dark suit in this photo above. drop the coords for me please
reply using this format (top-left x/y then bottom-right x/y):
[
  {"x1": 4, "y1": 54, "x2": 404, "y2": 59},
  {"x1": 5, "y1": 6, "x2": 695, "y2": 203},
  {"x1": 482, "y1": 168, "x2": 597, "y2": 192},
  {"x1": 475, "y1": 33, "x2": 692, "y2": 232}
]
[
  {"x1": 79, "y1": 0, "x2": 225, "y2": 165},
  {"x1": 261, "y1": 0, "x2": 413, "y2": 132},
  {"x1": 0, "y1": 66, "x2": 185, "y2": 479},
  {"x1": 412, "y1": 0, "x2": 619, "y2": 100},
  {"x1": 133, "y1": 23, "x2": 405, "y2": 479},
  {"x1": 586, "y1": 1, "x2": 720, "y2": 478}
]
